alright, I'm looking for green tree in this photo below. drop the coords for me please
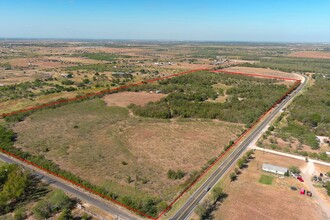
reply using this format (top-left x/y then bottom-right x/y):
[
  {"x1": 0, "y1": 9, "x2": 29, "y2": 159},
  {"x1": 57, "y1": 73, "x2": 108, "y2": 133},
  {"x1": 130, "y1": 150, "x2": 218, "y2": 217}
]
[
  {"x1": 1, "y1": 167, "x2": 29, "y2": 201},
  {"x1": 48, "y1": 190, "x2": 73, "y2": 212},
  {"x1": 237, "y1": 158, "x2": 245, "y2": 169},
  {"x1": 212, "y1": 186, "x2": 224, "y2": 201},
  {"x1": 33, "y1": 200, "x2": 52, "y2": 219},
  {"x1": 289, "y1": 166, "x2": 301, "y2": 174},
  {"x1": 58, "y1": 208, "x2": 73, "y2": 220},
  {"x1": 230, "y1": 172, "x2": 236, "y2": 182}
]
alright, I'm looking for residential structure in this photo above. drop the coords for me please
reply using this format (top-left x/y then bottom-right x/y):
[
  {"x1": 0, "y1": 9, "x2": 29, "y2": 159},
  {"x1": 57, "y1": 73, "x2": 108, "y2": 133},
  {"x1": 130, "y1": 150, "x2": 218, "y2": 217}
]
[{"x1": 262, "y1": 163, "x2": 288, "y2": 175}]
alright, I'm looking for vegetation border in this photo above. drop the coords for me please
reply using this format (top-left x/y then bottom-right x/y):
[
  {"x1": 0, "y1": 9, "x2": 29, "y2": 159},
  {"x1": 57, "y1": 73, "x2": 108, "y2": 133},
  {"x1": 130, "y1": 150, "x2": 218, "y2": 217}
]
[{"x1": 0, "y1": 69, "x2": 301, "y2": 219}]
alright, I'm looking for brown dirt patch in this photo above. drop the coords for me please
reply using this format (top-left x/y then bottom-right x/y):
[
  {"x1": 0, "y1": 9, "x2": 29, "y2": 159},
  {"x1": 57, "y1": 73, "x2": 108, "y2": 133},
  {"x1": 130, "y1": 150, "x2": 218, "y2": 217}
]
[
  {"x1": 103, "y1": 91, "x2": 166, "y2": 107},
  {"x1": 213, "y1": 151, "x2": 325, "y2": 220},
  {"x1": 288, "y1": 51, "x2": 330, "y2": 59}
]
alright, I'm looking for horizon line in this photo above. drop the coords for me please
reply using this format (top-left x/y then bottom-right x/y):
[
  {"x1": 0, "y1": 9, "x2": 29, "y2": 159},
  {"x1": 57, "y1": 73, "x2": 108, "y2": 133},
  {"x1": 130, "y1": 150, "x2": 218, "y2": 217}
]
[{"x1": 0, "y1": 37, "x2": 330, "y2": 44}]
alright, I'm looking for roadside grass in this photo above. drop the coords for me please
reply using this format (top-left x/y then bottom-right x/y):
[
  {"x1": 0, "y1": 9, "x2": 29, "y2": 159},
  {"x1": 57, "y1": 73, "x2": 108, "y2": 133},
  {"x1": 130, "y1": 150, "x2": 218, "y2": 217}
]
[{"x1": 259, "y1": 174, "x2": 273, "y2": 185}]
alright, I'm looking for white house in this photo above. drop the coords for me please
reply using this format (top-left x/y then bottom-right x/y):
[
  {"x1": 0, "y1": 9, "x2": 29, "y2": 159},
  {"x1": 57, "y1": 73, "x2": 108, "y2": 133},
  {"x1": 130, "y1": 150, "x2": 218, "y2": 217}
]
[{"x1": 262, "y1": 163, "x2": 288, "y2": 175}]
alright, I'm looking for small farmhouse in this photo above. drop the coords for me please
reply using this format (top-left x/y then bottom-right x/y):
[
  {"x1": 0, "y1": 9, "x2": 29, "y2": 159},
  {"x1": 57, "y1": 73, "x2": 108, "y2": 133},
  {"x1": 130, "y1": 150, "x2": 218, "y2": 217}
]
[{"x1": 262, "y1": 163, "x2": 288, "y2": 175}]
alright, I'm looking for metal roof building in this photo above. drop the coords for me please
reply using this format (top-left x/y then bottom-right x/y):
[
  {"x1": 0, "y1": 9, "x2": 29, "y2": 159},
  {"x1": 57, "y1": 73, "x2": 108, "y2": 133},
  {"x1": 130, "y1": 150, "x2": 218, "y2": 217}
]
[{"x1": 262, "y1": 163, "x2": 288, "y2": 175}]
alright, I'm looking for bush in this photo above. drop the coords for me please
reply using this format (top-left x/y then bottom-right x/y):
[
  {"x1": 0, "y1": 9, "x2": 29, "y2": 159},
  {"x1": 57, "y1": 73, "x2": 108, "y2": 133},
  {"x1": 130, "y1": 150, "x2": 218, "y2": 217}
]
[
  {"x1": 33, "y1": 200, "x2": 52, "y2": 219},
  {"x1": 326, "y1": 182, "x2": 330, "y2": 196},
  {"x1": 237, "y1": 158, "x2": 245, "y2": 169},
  {"x1": 33, "y1": 190, "x2": 73, "y2": 219},
  {"x1": 230, "y1": 172, "x2": 236, "y2": 181},
  {"x1": 167, "y1": 169, "x2": 185, "y2": 180},
  {"x1": 61, "y1": 79, "x2": 74, "y2": 85},
  {"x1": 212, "y1": 186, "x2": 224, "y2": 201},
  {"x1": 13, "y1": 207, "x2": 26, "y2": 220},
  {"x1": 289, "y1": 166, "x2": 301, "y2": 174}
]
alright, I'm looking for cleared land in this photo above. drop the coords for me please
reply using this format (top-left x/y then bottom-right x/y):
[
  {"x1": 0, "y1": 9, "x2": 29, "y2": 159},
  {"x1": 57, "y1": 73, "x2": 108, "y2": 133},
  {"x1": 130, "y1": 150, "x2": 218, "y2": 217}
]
[
  {"x1": 288, "y1": 51, "x2": 330, "y2": 59},
  {"x1": 12, "y1": 98, "x2": 243, "y2": 202},
  {"x1": 212, "y1": 151, "x2": 325, "y2": 220},
  {"x1": 103, "y1": 91, "x2": 166, "y2": 107},
  {"x1": 223, "y1": 66, "x2": 303, "y2": 80}
]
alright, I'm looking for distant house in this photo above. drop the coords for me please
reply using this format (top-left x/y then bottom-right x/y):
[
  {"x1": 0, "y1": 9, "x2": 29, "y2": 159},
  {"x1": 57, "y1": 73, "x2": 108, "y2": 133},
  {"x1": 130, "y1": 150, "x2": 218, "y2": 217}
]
[
  {"x1": 262, "y1": 163, "x2": 288, "y2": 175},
  {"x1": 112, "y1": 72, "x2": 132, "y2": 78}
]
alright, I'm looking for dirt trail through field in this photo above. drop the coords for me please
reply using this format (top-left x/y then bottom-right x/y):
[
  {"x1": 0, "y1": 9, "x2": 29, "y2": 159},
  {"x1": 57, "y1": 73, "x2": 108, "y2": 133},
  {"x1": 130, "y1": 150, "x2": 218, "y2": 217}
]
[{"x1": 301, "y1": 162, "x2": 330, "y2": 220}]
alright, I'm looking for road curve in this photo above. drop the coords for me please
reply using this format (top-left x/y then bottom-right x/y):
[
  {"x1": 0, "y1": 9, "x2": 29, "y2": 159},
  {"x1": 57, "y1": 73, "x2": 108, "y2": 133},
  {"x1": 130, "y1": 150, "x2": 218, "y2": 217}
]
[
  {"x1": 0, "y1": 153, "x2": 140, "y2": 220},
  {"x1": 170, "y1": 75, "x2": 307, "y2": 220}
]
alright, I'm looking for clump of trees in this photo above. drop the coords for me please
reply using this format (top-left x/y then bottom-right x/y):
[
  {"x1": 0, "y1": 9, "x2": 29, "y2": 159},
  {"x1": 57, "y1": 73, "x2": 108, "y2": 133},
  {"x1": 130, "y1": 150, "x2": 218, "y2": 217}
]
[
  {"x1": 32, "y1": 190, "x2": 73, "y2": 219},
  {"x1": 195, "y1": 186, "x2": 226, "y2": 219},
  {"x1": 0, "y1": 164, "x2": 30, "y2": 213},
  {"x1": 128, "y1": 71, "x2": 289, "y2": 125},
  {"x1": 167, "y1": 169, "x2": 185, "y2": 180},
  {"x1": 237, "y1": 150, "x2": 254, "y2": 169}
]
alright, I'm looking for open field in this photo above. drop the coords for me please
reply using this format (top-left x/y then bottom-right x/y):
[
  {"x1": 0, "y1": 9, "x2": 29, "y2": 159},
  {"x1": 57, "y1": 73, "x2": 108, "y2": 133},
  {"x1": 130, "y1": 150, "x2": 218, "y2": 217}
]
[
  {"x1": 103, "y1": 91, "x2": 166, "y2": 107},
  {"x1": 12, "y1": 98, "x2": 243, "y2": 203},
  {"x1": 288, "y1": 51, "x2": 330, "y2": 59},
  {"x1": 212, "y1": 151, "x2": 326, "y2": 220},
  {"x1": 223, "y1": 66, "x2": 303, "y2": 80}
]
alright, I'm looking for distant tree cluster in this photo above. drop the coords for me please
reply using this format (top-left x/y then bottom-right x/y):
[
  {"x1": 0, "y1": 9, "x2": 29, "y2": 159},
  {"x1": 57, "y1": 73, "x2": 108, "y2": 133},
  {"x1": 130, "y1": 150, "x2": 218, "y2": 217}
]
[{"x1": 128, "y1": 71, "x2": 289, "y2": 125}]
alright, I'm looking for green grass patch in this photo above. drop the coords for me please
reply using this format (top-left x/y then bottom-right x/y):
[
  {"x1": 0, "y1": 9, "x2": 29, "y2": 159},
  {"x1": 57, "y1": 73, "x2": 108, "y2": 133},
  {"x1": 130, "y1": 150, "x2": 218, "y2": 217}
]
[{"x1": 259, "y1": 175, "x2": 273, "y2": 185}]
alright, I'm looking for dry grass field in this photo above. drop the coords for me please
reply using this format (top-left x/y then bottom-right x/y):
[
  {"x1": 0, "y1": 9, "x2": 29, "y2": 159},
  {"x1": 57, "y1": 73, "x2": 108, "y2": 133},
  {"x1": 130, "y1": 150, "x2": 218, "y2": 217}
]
[
  {"x1": 288, "y1": 51, "x2": 330, "y2": 59},
  {"x1": 223, "y1": 66, "x2": 302, "y2": 80},
  {"x1": 103, "y1": 91, "x2": 166, "y2": 107},
  {"x1": 12, "y1": 98, "x2": 243, "y2": 201},
  {"x1": 212, "y1": 151, "x2": 326, "y2": 220}
]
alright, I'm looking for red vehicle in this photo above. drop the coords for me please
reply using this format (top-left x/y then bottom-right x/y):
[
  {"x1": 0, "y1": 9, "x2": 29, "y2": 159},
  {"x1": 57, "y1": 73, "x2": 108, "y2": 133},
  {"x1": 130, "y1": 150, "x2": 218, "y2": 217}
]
[{"x1": 297, "y1": 176, "x2": 304, "y2": 182}]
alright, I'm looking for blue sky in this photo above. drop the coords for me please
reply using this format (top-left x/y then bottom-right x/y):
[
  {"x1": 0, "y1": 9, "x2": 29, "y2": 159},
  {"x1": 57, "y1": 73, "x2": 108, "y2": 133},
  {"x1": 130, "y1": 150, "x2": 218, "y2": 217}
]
[{"x1": 1, "y1": 0, "x2": 330, "y2": 42}]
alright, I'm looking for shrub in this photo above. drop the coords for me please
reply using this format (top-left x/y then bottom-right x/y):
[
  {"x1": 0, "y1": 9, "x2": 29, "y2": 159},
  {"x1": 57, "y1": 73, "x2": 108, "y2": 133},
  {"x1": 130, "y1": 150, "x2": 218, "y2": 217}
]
[
  {"x1": 289, "y1": 166, "x2": 301, "y2": 174},
  {"x1": 230, "y1": 172, "x2": 236, "y2": 182},
  {"x1": 167, "y1": 169, "x2": 185, "y2": 180}
]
